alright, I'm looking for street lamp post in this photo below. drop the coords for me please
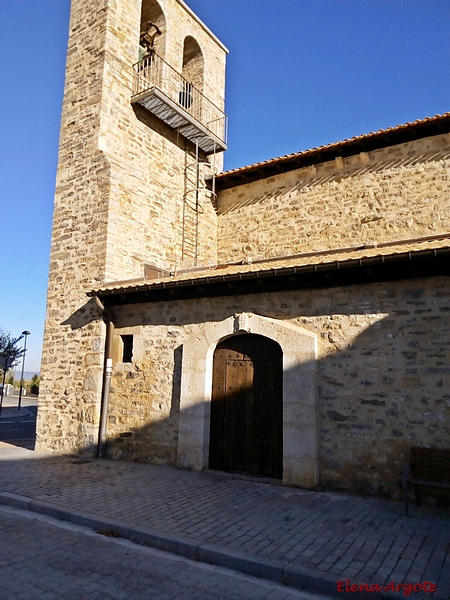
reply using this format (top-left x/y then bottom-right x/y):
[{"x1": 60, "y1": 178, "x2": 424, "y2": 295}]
[{"x1": 18, "y1": 331, "x2": 30, "y2": 411}]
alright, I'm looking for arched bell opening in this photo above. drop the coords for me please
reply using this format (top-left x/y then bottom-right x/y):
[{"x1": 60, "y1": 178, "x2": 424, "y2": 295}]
[
  {"x1": 139, "y1": 0, "x2": 166, "y2": 60},
  {"x1": 209, "y1": 333, "x2": 283, "y2": 479},
  {"x1": 180, "y1": 36, "x2": 204, "y2": 111}
]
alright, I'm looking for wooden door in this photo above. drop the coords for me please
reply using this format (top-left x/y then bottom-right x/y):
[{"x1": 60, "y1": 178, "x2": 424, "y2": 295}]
[{"x1": 209, "y1": 334, "x2": 283, "y2": 479}]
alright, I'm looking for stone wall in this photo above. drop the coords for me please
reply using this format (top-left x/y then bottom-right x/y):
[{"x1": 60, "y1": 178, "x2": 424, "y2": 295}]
[
  {"x1": 216, "y1": 134, "x2": 450, "y2": 264},
  {"x1": 37, "y1": 0, "x2": 111, "y2": 452},
  {"x1": 98, "y1": 0, "x2": 227, "y2": 277},
  {"x1": 105, "y1": 275, "x2": 450, "y2": 498},
  {"x1": 37, "y1": 0, "x2": 227, "y2": 453}
]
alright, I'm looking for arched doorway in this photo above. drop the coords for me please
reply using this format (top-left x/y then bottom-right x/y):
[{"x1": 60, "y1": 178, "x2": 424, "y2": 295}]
[
  {"x1": 178, "y1": 312, "x2": 318, "y2": 488},
  {"x1": 209, "y1": 334, "x2": 283, "y2": 479}
]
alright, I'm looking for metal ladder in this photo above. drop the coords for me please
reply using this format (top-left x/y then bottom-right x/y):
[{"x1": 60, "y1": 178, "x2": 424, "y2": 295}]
[{"x1": 181, "y1": 140, "x2": 217, "y2": 266}]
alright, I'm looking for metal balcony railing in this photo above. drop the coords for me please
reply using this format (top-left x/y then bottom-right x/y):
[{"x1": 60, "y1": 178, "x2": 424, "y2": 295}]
[{"x1": 132, "y1": 53, "x2": 227, "y2": 153}]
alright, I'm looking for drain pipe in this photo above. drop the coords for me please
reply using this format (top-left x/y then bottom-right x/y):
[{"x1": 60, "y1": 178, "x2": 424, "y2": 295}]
[{"x1": 94, "y1": 296, "x2": 114, "y2": 458}]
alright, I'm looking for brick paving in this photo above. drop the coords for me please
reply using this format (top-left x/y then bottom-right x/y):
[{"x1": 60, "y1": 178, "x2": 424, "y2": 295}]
[
  {"x1": 0, "y1": 506, "x2": 323, "y2": 600},
  {"x1": 1, "y1": 443, "x2": 449, "y2": 599}
]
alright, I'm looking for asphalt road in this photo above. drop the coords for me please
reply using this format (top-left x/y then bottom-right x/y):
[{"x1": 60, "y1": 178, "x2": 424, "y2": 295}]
[
  {"x1": 0, "y1": 396, "x2": 37, "y2": 449},
  {"x1": 0, "y1": 506, "x2": 332, "y2": 600}
]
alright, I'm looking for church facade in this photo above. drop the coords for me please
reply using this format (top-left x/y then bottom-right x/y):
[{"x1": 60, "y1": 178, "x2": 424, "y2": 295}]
[{"x1": 36, "y1": 0, "x2": 450, "y2": 499}]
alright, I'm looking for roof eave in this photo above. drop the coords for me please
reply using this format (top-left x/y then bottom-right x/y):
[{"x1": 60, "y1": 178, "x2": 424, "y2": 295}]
[
  {"x1": 89, "y1": 247, "x2": 450, "y2": 307},
  {"x1": 216, "y1": 113, "x2": 450, "y2": 191}
]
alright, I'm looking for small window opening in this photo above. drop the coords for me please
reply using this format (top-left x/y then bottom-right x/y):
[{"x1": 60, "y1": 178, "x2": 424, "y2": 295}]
[{"x1": 121, "y1": 335, "x2": 133, "y2": 363}]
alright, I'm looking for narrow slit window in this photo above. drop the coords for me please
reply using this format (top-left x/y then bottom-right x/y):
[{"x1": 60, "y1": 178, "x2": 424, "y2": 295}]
[{"x1": 121, "y1": 335, "x2": 133, "y2": 363}]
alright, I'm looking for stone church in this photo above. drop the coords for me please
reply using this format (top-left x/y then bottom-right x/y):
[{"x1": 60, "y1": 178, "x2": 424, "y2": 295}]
[{"x1": 36, "y1": 0, "x2": 450, "y2": 499}]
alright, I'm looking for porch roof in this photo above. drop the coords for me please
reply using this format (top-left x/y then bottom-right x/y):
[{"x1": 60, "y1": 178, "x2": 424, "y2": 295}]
[{"x1": 88, "y1": 234, "x2": 450, "y2": 306}]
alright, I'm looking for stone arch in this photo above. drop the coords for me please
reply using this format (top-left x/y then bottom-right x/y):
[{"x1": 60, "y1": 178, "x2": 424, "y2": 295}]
[
  {"x1": 177, "y1": 312, "x2": 319, "y2": 487},
  {"x1": 182, "y1": 36, "x2": 204, "y2": 94},
  {"x1": 178, "y1": 36, "x2": 203, "y2": 114},
  {"x1": 140, "y1": 0, "x2": 166, "y2": 60}
]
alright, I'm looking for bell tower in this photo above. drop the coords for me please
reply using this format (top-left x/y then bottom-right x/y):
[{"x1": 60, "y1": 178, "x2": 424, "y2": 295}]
[{"x1": 36, "y1": 0, "x2": 228, "y2": 452}]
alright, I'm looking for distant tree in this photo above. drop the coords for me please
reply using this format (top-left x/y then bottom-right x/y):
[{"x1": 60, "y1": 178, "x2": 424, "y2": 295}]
[
  {"x1": 30, "y1": 374, "x2": 40, "y2": 395},
  {"x1": 0, "y1": 328, "x2": 25, "y2": 375},
  {"x1": 7, "y1": 375, "x2": 14, "y2": 385}
]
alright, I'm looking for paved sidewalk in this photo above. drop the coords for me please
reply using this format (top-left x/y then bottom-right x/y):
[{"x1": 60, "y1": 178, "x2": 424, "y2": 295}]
[{"x1": 1, "y1": 443, "x2": 449, "y2": 599}]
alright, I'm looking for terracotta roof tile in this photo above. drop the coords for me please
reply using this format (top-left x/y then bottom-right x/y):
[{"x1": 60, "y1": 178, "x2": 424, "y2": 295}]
[{"x1": 216, "y1": 113, "x2": 450, "y2": 189}]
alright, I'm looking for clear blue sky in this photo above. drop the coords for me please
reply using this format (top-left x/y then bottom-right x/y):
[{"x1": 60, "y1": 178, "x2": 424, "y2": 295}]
[{"x1": 0, "y1": 0, "x2": 449, "y2": 373}]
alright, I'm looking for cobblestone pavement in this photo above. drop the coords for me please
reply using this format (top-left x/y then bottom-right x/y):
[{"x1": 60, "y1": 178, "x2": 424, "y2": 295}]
[
  {"x1": 1, "y1": 444, "x2": 449, "y2": 599},
  {"x1": 0, "y1": 506, "x2": 329, "y2": 600}
]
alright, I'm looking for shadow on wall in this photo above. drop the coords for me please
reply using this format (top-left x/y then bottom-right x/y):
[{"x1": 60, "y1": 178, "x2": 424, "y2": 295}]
[
  {"x1": 61, "y1": 297, "x2": 104, "y2": 330},
  {"x1": 44, "y1": 279, "x2": 450, "y2": 503}
]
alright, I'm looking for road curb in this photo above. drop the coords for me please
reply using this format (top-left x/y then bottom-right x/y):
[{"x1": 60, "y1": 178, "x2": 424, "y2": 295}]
[
  {"x1": 129, "y1": 525, "x2": 199, "y2": 560},
  {"x1": 0, "y1": 491, "x2": 31, "y2": 510},
  {"x1": 198, "y1": 543, "x2": 284, "y2": 583},
  {"x1": 0, "y1": 492, "x2": 406, "y2": 599}
]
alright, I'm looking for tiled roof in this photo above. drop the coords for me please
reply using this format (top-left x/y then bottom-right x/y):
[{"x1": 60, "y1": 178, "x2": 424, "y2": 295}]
[
  {"x1": 216, "y1": 113, "x2": 450, "y2": 190},
  {"x1": 89, "y1": 234, "x2": 450, "y2": 298}
]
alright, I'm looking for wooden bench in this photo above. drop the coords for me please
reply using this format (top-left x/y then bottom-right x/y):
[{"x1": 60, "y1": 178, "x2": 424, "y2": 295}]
[{"x1": 403, "y1": 447, "x2": 450, "y2": 516}]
